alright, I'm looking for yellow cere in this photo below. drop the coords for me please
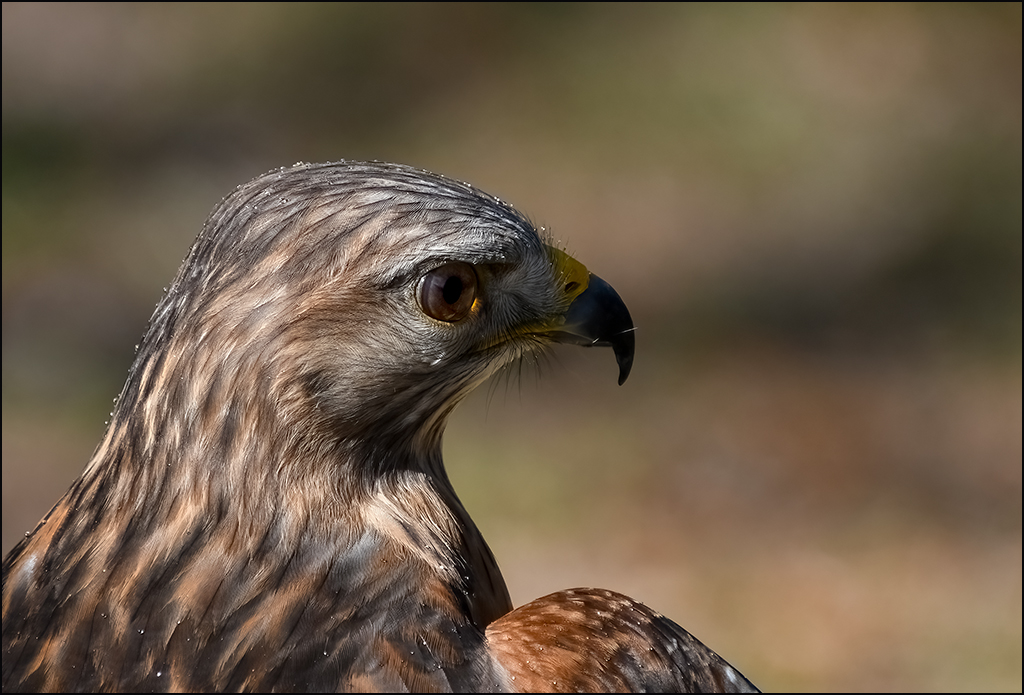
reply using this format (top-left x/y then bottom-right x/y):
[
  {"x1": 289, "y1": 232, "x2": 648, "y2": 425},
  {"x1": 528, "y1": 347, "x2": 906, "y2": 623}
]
[{"x1": 544, "y1": 245, "x2": 590, "y2": 303}]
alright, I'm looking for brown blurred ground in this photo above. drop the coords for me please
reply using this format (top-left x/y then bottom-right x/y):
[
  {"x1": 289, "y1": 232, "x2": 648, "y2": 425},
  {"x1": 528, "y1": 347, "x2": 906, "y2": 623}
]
[{"x1": 3, "y1": 4, "x2": 1021, "y2": 691}]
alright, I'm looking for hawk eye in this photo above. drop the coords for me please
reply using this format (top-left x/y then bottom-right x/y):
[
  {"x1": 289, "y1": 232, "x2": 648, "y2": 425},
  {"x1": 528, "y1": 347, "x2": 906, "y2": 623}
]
[{"x1": 419, "y1": 262, "x2": 478, "y2": 322}]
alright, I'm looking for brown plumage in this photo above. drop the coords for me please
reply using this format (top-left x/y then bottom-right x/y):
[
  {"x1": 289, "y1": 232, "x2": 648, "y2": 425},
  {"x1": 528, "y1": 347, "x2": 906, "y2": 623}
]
[{"x1": 2, "y1": 161, "x2": 758, "y2": 692}]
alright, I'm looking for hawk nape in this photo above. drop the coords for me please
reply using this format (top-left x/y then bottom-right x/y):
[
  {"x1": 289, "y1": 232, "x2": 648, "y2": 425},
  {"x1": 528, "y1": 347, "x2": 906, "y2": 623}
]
[{"x1": 2, "y1": 161, "x2": 758, "y2": 693}]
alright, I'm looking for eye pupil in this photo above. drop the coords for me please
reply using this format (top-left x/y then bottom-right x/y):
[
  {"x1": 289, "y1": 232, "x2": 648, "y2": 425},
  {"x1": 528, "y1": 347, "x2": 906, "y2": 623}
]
[
  {"x1": 419, "y1": 262, "x2": 478, "y2": 322},
  {"x1": 443, "y1": 276, "x2": 464, "y2": 304}
]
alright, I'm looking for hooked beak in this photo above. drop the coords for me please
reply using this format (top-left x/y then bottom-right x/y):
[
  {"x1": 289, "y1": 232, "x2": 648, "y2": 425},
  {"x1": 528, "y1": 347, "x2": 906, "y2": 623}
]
[{"x1": 548, "y1": 272, "x2": 635, "y2": 385}]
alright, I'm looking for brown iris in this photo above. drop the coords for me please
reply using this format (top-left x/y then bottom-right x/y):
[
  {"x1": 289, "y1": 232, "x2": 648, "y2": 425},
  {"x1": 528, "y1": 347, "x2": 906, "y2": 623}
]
[{"x1": 419, "y1": 262, "x2": 478, "y2": 322}]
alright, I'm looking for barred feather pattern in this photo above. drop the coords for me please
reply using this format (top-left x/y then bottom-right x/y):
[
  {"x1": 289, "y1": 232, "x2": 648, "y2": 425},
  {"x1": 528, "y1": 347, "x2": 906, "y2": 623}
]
[{"x1": 2, "y1": 161, "x2": 758, "y2": 692}]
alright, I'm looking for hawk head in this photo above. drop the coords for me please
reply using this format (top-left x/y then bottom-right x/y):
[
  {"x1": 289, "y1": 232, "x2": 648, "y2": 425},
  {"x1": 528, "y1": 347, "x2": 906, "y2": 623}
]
[{"x1": 129, "y1": 161, "x2": 634, "y2": 476}]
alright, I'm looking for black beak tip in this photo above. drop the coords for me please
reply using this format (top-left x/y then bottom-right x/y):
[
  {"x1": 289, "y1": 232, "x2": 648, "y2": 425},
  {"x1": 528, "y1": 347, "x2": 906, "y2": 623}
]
[
  {"x1": 561, "y1": 273, "x2": 635, "y2": 386},
  {"x1": 588, "y1": 273, "x2": 634, "y2": 385},
  {"x1": 614, "y1": 332, "x2": 635, "y2": 386}
]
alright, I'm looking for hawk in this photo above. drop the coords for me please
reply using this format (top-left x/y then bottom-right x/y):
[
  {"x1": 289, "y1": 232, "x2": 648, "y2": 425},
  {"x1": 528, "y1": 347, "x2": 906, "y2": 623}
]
[{"x1": 2, "y1": 161, "x2": 758, "y2": 692}]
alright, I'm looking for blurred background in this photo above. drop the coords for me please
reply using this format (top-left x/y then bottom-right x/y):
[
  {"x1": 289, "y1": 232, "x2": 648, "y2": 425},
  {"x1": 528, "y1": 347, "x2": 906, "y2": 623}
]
[{"x1": 3, "y1": 3, "x2": 1020, "y2": 690}]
